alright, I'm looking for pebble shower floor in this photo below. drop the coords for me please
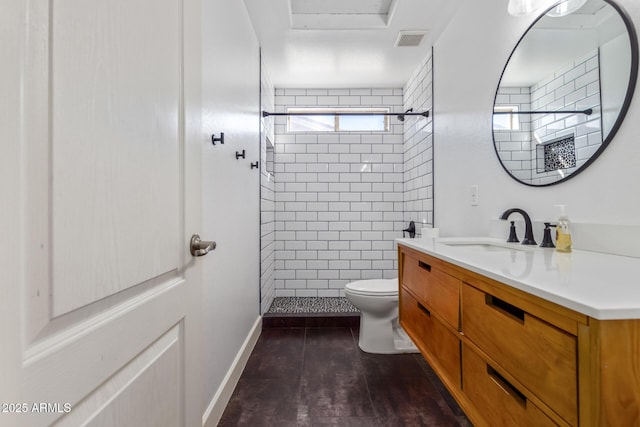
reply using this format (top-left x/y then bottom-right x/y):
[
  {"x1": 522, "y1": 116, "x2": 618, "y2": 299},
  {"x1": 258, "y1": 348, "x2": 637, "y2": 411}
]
[{"x1": 266, "y1": 297, "x2": 358, "y2": 314}]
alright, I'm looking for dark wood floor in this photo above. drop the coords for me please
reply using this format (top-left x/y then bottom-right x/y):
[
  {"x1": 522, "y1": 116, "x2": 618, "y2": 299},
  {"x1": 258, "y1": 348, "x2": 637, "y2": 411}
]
[{"x1": 218, "y1": 325, "x2": 472, "y2": 426}]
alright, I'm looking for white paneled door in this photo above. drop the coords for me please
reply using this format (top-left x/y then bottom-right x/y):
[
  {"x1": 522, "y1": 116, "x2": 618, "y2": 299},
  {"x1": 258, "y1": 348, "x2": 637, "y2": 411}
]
[{"x1": 1, "y1": 0, "x2": 203, "y2": 426}]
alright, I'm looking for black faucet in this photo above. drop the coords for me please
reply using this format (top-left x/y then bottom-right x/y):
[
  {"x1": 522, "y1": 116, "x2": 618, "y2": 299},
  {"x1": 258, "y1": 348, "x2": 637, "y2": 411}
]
[
  {"x1": 402, "y1": 221, "x2": 416, "y2": 238},
  {"x1": 500, "y1": 208, "x2": 537, "y2": 245}
]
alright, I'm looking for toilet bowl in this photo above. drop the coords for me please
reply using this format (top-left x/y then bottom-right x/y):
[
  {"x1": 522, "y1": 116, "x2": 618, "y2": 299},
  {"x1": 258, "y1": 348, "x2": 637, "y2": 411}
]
[{"x1": 344, "y1": 278, "x2": 418, "y2": 354}]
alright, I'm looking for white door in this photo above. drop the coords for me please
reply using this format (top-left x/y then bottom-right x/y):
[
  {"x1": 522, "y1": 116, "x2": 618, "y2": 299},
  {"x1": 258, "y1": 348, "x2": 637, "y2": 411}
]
[{"x1": 1, "y1": 0, "x2": 204, "y2": 426}]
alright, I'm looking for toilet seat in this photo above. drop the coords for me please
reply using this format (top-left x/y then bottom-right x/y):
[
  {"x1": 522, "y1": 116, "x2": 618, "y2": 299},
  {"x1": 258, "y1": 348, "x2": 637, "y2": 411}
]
[{"x1": 344, "y1": 279, "x2": 397, "y2": 297}]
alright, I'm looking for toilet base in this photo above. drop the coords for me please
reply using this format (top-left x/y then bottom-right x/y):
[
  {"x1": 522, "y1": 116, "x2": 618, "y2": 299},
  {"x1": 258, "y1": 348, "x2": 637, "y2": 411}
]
[{"x1": 357, "y1": 316, "x2": 419, "y2": 354}]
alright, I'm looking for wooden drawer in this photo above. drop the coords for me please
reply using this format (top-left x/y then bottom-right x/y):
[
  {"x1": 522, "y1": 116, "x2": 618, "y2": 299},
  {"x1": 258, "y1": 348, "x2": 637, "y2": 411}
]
[
  {"x1": 462, "y1": 344, "x2": 557, "y2": 427},
  {"x1": 401, "y1": 252, "x2": 460, "y2": 330},
  {"x1": 400, "y1": 287, "x2": 461, "y2": 387},
  {"x1": 461, "y1": 284, "x2": 577, "y2": 425}
]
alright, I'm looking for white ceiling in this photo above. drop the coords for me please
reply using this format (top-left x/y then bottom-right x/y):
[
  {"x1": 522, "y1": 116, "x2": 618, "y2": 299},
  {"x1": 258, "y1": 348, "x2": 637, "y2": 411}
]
[
  {"x1": 502, "y1": 0, "x2": 625, "y2": 86},
  {"x1": 243, "y1": 0, "x2": 462, "y2": 88}
]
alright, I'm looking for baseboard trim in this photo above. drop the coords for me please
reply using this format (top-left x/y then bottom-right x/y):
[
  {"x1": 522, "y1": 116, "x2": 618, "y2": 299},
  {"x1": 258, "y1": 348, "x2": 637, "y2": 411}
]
[{"x1": 202, "y1": 315, "x2": 262, "y2": 427}]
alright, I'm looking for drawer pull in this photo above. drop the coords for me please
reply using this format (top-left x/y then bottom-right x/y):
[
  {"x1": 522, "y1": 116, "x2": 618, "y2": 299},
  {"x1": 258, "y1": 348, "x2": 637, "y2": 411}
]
[
  {"x1": 418, "y1": 261, "x2": 431, "y2": 272},
  {"x1": 487, "y1": 365, "x2": 526, "y2": 407},
  {"x1": 485, "y1": 294, "x2": 525, "y2": 323},
  {"x1": 417, "y1": 302, "x2": 431, "y2": 317}
]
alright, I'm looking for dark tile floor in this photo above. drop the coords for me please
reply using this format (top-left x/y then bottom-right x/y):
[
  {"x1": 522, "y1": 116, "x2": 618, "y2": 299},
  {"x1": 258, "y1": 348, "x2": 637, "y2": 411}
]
[{"x1": 219, "y1": 326, "x2": 472, "y2": 426}]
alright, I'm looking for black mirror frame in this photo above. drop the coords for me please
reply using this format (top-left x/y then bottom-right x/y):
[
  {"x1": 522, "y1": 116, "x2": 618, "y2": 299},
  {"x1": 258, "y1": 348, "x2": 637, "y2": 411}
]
[{"x1": 492, "y1": 0, "x2": 639, "y2": 187}]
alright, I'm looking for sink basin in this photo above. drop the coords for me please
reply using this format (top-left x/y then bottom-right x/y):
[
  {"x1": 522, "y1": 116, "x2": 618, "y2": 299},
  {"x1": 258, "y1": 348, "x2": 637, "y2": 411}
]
[{"x1": 437, "y1": 238, "x2": 537, "y2": 252}]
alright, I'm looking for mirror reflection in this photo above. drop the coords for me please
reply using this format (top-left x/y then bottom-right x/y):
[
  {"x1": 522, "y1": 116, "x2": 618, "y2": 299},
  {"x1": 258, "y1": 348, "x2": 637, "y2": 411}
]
[{"x1": 493, "y1": 0, "x2": 637, "y2": 186}]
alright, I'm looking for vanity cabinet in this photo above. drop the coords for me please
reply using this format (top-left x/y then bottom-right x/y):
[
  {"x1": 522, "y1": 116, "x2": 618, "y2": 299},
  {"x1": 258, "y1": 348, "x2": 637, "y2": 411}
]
[{"x1": 398, "y1": 243, "x2": 640, "y2": 427}]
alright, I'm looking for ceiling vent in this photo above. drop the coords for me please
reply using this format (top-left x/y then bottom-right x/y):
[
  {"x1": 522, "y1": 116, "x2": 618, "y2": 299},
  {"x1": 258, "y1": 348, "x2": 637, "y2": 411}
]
[{"x1": 395, "y1": 31, "x2": 427, "y2": 47}]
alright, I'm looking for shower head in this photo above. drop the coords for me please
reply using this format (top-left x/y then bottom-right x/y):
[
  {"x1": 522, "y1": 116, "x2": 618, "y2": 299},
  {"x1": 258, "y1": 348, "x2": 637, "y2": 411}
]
[{"x1": 398, "y1": 108, "x2": 413, "y2": 122}]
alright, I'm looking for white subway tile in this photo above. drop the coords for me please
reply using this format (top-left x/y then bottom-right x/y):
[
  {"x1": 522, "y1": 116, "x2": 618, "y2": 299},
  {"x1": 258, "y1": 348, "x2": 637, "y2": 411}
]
[
  {"x1": 306, "y1": 89, "x2": 328, "y2": 96},
  {"x1": 350, "y1": 145, "x2": 372, "y2": 154},
  {"x1": 307, "y1": 280, "x2": 329, "y2": 289},
  {"x1": 360, "y1": 95, "x2": 383, "y2": 104},
  {"x1": 339, "y1": 251, "x2": 362, "y2": 260},
  {"x1": 317, "y1": 96, "x2": 339, "y2": 104},
  {"x1": 371, "y1": 88, "x2": 393, "y2": 95},
  {"x1": 338, "y1": 96, "x2": 360, "y2": 105},
  {"x1": 350, "y1": 183, "x2": 372, "y2": 192},
  {"x1": 317, "y1": 250, "x2": 340, "y2": 260},
  {"x1": 308, "y1": 241, "x2": 328, "y2": 250},
  {"x1": 361, "y1": 212, "x2": 383, "y2": 221},
  {"x1": 318, "y1": 231, "x2": 339, "y2": 240},
  {"x1": 307, "y1": 183, "x2": 329, "y2": 192},
  {"x1": 351, "y1": 260, "x2": 372, "y2": 270},
  {"x1": 318, "y1": 270, "x2": 340, "y2": 280},
  {"x1": 362, "y1": 193, "x2": 383, "y2": 202},
  {"x1": 296, "y1": 134, "x2": 318, "y2": 144},
  {"x1": 340, "y1": 270, "x2": 362, "y2": 280},
  {"x1": 329, "y1": 222, "x2": 351, "y2": 231},
  {"x1": 339, "y1": 192, "x2": 361, "y2": 202},
  {"x1": 383, "y1": 95, "x2": 403, "y2": 105},
  {"x1": 284, "y1": 89, "x2": 307, "y2": 95},
  {"x1": 317, "y1": 289, "x2": 340, "y2": 297},
  {"x1": 328, "y1": 182, "x2": 351, "y2": 192},
  {"x1": 339, "y1": 173, "x2": 361, "y2": 182},
  {"x1": 296, "y1": 154, "x2": 318, "y2": 163},
  {"x1": 339, "y1": 134, "x2": 361, "y2": 144},
  {"x1": 307, "y1": 163, "x2": 329, "y2": 173},
  {"x1": 318, "y1": 153, "x2": 340, "y2": 163},
  {"x1": 276, "y1": 95, "x2": 296, "y2": 105},
  {"x1": 285, "y1": 240, "x2": 307, "y2": 250},
  {"x1": 318, "y1": 212, "x2": 340, "y2": 221},
  {"x1": 318, "y1": 192, "x2": 340, "y2": 202},
  {"x1": 329, "y1": 202, "x2": 351, "y2": 211},
  {"x1": 328, "y1": 144, "x2": 350, "y2": 154},
  {"x1": 329, "y1": 260, "x2": 350, "y2": 270},
  {"x1": 361, "y1": 251, "x2": 383, "y2": 260},
  {"x1": 351, "y1": 221, "x2": 373, "y2": 231},
  {"x1": 350, "y1": 88, "x2": 372, "y2": 95}
]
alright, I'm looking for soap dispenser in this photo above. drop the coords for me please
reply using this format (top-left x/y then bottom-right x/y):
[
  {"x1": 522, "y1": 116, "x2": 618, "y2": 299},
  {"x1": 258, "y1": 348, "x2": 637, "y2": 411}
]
[{"x1": 555, "y1": 205, "x2": 572, "y2": 253}]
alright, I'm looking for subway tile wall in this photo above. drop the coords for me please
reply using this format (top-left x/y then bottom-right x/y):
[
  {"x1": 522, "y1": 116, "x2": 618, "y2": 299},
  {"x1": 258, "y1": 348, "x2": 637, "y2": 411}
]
[
  {"x1": 494, "y1": 49, "x2": 601, "y2": 185},
  {"x1": 529, "y1": 49, "x2": 601, "y2": 185},
  {"x1": 260, "y1": 59, "x2": 276, "y2": 313},
  {"x1": 403, "y1": 52, "x2": 434, "y2": 231},
  {"x1": 273, "y1": 88, "x2": 406, "y2": 297},
  {"x1": 494, "y1": 87, "x2": 533, "y2": 182}
]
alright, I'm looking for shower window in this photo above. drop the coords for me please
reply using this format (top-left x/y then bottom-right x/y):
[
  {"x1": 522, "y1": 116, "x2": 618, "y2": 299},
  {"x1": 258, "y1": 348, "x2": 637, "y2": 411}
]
[
  {"x1": 493, "y1": 105, "x2": 520, "y2": 130},
  {"x1": 287, "y1": 107, "x2": 389, "y2": 132}
]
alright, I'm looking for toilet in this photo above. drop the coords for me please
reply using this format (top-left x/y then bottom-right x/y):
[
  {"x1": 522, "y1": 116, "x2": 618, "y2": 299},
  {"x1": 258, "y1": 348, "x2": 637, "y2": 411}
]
[{"x1": 344, "y1": 278, "x2": 418, "y2": 354}]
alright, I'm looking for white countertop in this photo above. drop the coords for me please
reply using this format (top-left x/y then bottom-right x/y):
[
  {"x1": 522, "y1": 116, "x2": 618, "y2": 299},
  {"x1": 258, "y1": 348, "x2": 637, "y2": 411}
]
[{"x1": 397, "y1": 237, "x2": 640, "y2": 320}]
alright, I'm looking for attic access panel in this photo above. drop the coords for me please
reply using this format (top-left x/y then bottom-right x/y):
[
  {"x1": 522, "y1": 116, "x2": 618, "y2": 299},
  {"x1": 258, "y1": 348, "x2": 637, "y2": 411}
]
[{"x1": 289, "y1": 0, "x2": 397, "y2": 29}]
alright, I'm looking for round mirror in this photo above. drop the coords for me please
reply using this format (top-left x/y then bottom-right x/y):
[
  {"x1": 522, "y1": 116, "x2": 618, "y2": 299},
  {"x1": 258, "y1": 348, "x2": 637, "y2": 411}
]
[{"x1": 493, "y1": 0, "x2": 638, "y2": 186}]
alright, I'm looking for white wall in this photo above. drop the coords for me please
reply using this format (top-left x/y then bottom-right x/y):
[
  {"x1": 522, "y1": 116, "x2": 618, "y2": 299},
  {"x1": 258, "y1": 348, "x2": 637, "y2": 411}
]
[
  {"x1": 433, "y1": 0, "x2": 640, "y2": 238},
  {"x1": 201, "y1": 0, "x2": 261, "y2": 416}
]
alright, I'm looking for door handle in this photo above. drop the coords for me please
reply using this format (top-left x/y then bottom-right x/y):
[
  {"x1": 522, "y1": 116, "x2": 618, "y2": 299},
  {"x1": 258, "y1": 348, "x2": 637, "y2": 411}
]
[{"x1": 190, "y1": 234, "x2": 216, "y2": 257}]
